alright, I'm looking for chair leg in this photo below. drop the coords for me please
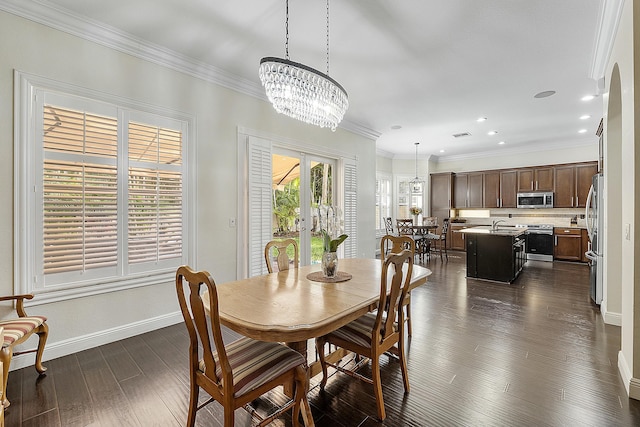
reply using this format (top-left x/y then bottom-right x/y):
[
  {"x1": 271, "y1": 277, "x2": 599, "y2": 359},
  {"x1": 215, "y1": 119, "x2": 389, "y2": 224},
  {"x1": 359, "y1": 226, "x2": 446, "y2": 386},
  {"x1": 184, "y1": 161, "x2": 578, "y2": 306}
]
[
  {"x1": 398, "y1": 326, "x2": 410, "y2": 394},
  {"x1": 186, "y1": 374, "x2": 199, "y2": 427},
  {"x1": 315, "y1": 338, "x2": 328, "y2": 389},
  {"x1": 223, "y1": 406, "x2": 235, "y2": 427},
  {"x1": 0, "y1": 347, "x2": 11, "y2": 408},
  {"x1": 35, "y1": 323, "x2": 49, "y2": 374},
  {"x1": 371, "y1": 356, "x2": 386, "y2": 421},
  {"x1": 295, "y1": 365, "x2": 315, "y2": 427},
  {"x1": 406, "y1": 302, "x2": 412, "y2": 337}
]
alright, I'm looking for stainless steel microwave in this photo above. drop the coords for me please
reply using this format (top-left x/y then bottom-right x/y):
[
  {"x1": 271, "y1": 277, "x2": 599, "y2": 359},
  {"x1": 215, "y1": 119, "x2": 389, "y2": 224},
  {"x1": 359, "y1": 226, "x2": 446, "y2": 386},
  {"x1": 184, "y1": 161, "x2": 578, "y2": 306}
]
[{"x1": 517, "y1": 192, "x2": 554, "y2": 208}]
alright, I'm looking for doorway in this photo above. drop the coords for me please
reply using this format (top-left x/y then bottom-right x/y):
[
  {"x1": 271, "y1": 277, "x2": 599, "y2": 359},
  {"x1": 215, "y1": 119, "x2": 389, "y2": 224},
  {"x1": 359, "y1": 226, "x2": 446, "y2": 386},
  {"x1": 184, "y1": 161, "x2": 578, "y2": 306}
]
[{"x1": 271, "y1": 149, "x2": 335, "y2": 266}]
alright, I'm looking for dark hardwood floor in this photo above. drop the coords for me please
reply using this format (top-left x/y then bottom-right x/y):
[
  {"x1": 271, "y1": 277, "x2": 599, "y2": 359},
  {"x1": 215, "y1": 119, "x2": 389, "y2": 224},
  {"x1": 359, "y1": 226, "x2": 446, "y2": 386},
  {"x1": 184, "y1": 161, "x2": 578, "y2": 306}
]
[{"x1": 5, "y1": 253, "x2": 640, "y2": 426}]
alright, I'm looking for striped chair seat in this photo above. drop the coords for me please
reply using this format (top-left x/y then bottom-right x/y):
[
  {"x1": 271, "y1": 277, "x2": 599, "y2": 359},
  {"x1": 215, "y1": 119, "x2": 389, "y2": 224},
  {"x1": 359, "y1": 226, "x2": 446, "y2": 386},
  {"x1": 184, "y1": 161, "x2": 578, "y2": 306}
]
[
  {"x1": 0, "y1": 316, "x2": 47, "y2": 348},
  {"x1": 199, "y1": 337, "x2": 306, "y2": 397},
  {"x1": 327, "y1": 313, "x2": 398, "y2": 349}
]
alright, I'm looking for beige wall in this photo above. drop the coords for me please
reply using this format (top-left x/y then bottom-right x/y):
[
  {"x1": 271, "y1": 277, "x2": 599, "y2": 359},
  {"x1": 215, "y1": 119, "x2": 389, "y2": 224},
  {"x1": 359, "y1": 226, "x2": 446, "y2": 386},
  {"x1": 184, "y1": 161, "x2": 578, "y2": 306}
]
[
  {"x1": 0, "y1": 10, "x2": 376, "y2": 367},
  {"x1": 604, "y1": 0, "x2": 640, "y2": 400}
]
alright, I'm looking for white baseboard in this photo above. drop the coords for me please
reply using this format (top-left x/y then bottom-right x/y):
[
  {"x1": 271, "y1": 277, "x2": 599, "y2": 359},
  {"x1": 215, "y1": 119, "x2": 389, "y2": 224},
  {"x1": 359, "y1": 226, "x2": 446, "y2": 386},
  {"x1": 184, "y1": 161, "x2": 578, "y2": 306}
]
[
  {"x1": 618, "y1": 350, "x2": 634, "y2": 397},
  {"x1": 9, "y1": 311, "x2": 183, "y2": 371},
  {"x1": 601, "y1": 300, "x2": 622, "y2": 326}
]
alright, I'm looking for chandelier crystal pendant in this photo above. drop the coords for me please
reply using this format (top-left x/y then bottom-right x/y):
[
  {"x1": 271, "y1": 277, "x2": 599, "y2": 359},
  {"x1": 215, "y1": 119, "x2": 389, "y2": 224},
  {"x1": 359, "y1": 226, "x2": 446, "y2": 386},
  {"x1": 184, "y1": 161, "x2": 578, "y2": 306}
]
[
  {"x1": 258, "y1": 0, "x2": 348, "y2": 131},
  {"x1": 409, "y1": 142, "x2": 424, "y2": 193}
]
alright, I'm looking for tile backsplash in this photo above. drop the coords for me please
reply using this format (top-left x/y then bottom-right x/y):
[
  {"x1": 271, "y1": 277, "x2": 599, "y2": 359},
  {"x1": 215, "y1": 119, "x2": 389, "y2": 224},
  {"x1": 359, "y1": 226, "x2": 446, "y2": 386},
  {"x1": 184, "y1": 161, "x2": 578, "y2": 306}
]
[{"x1": 452, "y1": 208, "x2": 587, "y2": 228}]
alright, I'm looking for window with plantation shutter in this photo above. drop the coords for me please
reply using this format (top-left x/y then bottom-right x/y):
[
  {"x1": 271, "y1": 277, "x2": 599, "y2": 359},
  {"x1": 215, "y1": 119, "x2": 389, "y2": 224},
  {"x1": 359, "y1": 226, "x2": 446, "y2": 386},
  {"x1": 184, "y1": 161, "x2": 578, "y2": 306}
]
[{"x1": 15, "y1": 73, "x2": 193, "y2": 303}]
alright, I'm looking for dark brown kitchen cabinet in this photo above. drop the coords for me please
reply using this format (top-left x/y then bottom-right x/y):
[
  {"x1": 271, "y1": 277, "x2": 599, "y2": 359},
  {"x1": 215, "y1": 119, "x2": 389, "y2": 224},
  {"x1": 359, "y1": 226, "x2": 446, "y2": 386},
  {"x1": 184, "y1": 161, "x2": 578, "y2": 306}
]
[
  {"x1": 483, "y1": 171, "x2": 500, "y2": 208},
  {"x1": 554, "y1": 162, "x2": 598, "y2": 208},
  {"x1": 430, "y1": 173, "x2": 453, "y2": 222},
  {"x1": 517, "y1": 167, "x2": 554, "y2": 192},
  {"x1": 575, "y1": 163, "x2": 598, "y2": 207},
  {"x1": 454, "y1": 172, "x2": 482, "y2": 208},
  {"x1": 453, "y1": 174, "x2": 468, "y2": 208},
  {"x1": 581, "y1": 228, "x2": 590, "y2": 262},
  {"x1": 484, "y1": 170, "x2": 517, "y2": 208},
  {"x1": 554, "y1": 227, "x2": 582, "y2": 261},
  {"x1": 449, "y1": 225, "x2": 467, "y2": 251},
  {"x1": 500, "y1": 170, "x2": 518, "y2": 207}
]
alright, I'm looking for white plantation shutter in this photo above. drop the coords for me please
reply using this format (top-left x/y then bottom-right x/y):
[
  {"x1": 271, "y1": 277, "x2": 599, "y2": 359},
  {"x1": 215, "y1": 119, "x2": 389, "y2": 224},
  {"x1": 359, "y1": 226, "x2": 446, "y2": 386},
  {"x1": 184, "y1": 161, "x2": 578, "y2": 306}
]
[
  {"x1": 247, "y1": 137, "x2": 273, "y2": 277},
  {"x1": 127, "y1": 122, "x2": 183, "y2": 266},
  {"x1": 18, "y1": 78, "x2": 191, "y2": 300},
  {"x1": 342, "y1": 159, "x2": 358, "y2": 258},
  {"x1": 42, "y1": 106, "x2": 119, "y2": 276}
]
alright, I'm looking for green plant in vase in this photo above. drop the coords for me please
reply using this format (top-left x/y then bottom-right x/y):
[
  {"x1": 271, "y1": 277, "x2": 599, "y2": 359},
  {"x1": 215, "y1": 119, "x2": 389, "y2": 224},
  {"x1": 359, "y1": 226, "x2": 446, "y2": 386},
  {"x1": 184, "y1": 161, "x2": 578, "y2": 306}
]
[{"x1": 321, "y1": 230, "x2": 348, "y2": 278}]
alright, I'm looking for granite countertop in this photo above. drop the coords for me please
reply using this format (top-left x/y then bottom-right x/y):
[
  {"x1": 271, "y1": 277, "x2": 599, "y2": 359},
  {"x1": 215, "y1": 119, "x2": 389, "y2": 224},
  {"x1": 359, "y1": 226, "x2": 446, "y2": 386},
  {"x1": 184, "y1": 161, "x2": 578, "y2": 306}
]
[{"x1": 457, "y1": 225, "x2": 527, "y2": 237}]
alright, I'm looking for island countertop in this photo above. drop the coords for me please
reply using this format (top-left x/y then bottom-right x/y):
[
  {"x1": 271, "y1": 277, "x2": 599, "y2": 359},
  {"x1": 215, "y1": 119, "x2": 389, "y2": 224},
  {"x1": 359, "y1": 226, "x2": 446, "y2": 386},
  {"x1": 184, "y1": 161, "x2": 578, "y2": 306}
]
[{"x1": 458, "y1": 225, "x2": 527, "y2": 237}]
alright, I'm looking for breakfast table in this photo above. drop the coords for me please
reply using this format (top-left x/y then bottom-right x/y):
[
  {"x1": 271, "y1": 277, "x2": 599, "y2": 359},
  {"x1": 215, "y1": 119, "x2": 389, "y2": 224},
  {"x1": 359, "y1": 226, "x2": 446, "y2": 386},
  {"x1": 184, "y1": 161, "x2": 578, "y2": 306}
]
[{"x1": 203, "y1": 258, "x2": 431, "y2": 375}]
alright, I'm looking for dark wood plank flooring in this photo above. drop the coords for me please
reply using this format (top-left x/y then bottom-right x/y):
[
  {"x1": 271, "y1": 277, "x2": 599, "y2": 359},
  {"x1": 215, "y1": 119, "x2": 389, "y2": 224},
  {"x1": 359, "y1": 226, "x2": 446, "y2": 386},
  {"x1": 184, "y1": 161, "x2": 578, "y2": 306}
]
[{"x1": 5, "y1": 254, "x2": 640, "y2": 426}]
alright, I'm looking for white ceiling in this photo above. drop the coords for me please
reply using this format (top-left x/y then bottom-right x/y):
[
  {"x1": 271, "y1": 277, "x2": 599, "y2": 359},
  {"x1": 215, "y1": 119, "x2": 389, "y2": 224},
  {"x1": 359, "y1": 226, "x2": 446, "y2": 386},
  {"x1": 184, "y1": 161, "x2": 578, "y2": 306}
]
[{"x1": 12, "y1": 0, "x2": 614, "y2": 159}]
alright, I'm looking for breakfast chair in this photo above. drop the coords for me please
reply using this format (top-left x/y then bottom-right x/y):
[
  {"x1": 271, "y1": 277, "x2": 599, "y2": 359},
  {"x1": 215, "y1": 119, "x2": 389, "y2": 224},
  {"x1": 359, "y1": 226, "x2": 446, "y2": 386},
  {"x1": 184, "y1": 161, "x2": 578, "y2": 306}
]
[
  {"x1": 0, "y1": 294, "x2": 49, "y2": 408},
  {"x1": 380, "y1": 235, "x2": 415, "y2": 336},
  {"x1": 426, "y1": 218, "x2": 449, "y2": 261},
  {"x1": 315, "y1": 249, "x2": 413, "y2": 421},
  {"x1": 175, "y1": 266, "x2": 313, "y2": 427},
  {"x1": 264, "y1": 238, "x2": 299, "y2": 273},
  {"x1": 395, "y1": 218, "x2": 413, "y2": 236},
  {"x1": 382, "y1": 217, "x2": 397, "y2": 255}
]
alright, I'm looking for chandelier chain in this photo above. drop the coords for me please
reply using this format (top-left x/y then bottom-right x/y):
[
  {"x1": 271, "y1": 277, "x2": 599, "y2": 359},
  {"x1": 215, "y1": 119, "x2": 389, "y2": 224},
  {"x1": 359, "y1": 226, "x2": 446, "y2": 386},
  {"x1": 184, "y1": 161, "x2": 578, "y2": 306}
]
[
  {"x1": 326, "y1": 0, "x2": 330, "y2": 75},
  {"x1": 285, "y1": 0, "x2": 289, "y2": 59}
]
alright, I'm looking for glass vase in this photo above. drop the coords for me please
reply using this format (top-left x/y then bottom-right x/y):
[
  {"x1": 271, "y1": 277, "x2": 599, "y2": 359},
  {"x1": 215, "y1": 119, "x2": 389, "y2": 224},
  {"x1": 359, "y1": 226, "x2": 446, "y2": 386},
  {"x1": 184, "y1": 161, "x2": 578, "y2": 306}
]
[{"x1": 321, "y1": 251, "x2": 338, "y2": 278}]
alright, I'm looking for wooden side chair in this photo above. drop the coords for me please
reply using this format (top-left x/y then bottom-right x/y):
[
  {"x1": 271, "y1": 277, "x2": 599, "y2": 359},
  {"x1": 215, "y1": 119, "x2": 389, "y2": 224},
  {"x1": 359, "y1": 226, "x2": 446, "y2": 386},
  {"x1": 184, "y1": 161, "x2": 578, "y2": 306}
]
[
  {"x1": 426, "y1": 218, "x2": 449, "y2": 261},
  {"x1": 315, "y1": 249, "x2": 413, "y2": 421},
  {"x1": 264, "y1": 238, "x2": 299, "y2": 273},
  {"x1": 380, "y1": 235, "x2": 415, "y2": 336},
  {"x1": 0, "y1": 294, "x2": 49, "y2": 408},
  {"x1": 175, "y1": 266, "x2": 313, "y2": 427}
]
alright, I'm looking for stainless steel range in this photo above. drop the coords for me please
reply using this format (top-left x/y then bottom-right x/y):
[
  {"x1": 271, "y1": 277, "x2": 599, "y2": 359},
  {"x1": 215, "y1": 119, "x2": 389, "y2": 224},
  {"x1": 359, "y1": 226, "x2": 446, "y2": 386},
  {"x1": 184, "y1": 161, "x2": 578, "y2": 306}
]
[{"x1": 516, "y1": 224, "x2": 554, "y2": 262}]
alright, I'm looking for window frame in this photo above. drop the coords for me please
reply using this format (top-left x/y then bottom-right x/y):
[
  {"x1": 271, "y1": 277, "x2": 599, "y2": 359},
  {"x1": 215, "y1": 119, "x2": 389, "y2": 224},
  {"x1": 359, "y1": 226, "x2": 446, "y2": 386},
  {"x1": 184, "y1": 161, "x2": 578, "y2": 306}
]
[
  {"x1": 14, "y1": 71, "x2": 196, "y2": 305},
  {"x1": 375, "y1": 172, "x2": 392, "y2": 235}
]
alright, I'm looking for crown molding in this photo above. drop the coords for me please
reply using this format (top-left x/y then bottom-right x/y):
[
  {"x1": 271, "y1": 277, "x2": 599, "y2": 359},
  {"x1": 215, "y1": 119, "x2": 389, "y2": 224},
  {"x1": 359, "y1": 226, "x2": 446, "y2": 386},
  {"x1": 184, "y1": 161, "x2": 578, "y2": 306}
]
[
  {"x1": 0, "y1": 0, "x2": 379, "y2": 140},
  {"x1": 590, "y1": 0, "x2": 625, "y2": 91}
]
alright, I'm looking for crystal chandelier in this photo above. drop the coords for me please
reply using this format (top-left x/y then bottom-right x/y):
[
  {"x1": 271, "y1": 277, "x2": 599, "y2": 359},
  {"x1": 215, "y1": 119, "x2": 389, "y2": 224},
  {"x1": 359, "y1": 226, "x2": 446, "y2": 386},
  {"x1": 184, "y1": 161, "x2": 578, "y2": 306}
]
[
  {"x1": 409, "y1": 142, "x2": 424, "y2": 193},
  {"x1": 258, "y1": 0, "x2": 348, "y2": 131}
]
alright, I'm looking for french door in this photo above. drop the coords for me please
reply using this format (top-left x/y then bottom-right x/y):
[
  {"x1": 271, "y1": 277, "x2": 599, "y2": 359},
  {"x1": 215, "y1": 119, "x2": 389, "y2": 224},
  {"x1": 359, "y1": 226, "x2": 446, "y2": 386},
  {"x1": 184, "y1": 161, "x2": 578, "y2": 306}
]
[{"x1": 272, "y1": 148, "x2": 335, "y2": 266}]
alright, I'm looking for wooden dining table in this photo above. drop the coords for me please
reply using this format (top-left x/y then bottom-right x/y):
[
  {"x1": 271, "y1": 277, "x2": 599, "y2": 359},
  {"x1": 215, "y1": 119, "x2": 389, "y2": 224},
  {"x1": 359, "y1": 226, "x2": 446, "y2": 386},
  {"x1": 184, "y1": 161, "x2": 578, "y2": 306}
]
[{"x1": 203, "y1": 258, "x2": 431, "y2": 375}]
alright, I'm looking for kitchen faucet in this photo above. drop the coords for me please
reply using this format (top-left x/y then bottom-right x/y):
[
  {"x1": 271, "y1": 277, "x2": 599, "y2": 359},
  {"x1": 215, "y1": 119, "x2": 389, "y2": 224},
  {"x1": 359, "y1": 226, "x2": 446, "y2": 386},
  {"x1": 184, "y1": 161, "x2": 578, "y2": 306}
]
[{"x1": 492, "y1": 219, "x2": 506, "y2": 230}]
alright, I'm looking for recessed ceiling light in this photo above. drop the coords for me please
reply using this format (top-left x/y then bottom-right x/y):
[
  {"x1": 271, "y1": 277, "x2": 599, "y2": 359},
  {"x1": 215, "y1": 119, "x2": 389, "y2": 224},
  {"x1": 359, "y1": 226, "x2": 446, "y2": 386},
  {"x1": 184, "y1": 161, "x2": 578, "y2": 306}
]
[
  {"x1": 579, "y1": 115, "x2": 591, "y2": 120},
  {"x1": 578, "y1": 129, "x2": 588, "y2": 134},
  {"x1": 477, "y1": 117, "x2": 487, "y2": 122},
  {"x1": 498, "y1": 141, "x2": 505, "y2": 145},
  {"x1": 439, "y1": 149, "x2": 445, "y2": 153},
  {"x1": 581, "y1": 95, "x2": 595, "y2": 101},
  {"x1": 390, "y1": 125, "x2": 402, "y2": 130},
  {"x1": 534, "y1": 90, "x2": 556, "y2": 98},
  {"x1": 487, "y1": 130, "x2": 498, "y2": 136}
]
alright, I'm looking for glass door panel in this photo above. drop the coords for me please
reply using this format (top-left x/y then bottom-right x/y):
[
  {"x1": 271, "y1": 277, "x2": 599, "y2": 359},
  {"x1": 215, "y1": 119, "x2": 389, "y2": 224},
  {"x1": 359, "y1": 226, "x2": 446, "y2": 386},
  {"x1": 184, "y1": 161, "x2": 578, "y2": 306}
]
[{"x1": 272, "y1": 150, "x2": 335, "y2": 266}]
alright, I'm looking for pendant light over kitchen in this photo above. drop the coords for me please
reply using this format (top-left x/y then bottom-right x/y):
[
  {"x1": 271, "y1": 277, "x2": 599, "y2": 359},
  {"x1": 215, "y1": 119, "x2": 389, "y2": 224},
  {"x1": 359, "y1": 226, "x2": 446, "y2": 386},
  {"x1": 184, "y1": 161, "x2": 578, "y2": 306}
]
[
  {"x1": 258, "y1": 0, "x2": 348, "y2": 131},
  {"x1": 409, "y1": 142, "x2": 424, "y2": 193}
]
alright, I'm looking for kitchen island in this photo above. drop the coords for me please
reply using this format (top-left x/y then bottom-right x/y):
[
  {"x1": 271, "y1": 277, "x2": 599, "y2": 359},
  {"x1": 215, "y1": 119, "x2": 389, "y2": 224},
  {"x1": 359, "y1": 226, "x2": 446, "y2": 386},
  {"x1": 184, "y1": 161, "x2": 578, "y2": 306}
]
[{"x1": 459, "y1": 226, "x2": 527, "y2": 283}]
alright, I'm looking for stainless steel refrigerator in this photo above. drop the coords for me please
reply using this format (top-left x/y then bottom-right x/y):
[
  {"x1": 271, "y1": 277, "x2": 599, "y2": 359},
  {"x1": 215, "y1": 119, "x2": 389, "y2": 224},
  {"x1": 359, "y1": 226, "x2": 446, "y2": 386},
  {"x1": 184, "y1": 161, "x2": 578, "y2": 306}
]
[{"x1": 585, "y1": 173, "x2": 604, "y2": 304}]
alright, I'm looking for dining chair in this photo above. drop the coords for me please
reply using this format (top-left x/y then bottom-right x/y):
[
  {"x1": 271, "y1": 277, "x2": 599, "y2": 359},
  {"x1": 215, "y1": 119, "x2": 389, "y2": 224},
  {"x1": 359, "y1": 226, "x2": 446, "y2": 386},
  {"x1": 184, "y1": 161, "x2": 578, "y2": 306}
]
[
  {"x1": 175, "y1": 266, "x2": 313, "y2": 427},
  {"x1": 315, "y1": 249, "x2": 413, "y2": 421},
  {"x1": 380, "y1": 235, "x2": 415, "y2": 336},
  {"x1": 395, "y1": 218, "x2": 414, "y2": 236},
  {"x1": 264, "y1": 238, "x2": 299, "y2": 273},
  {"x1": 0, "y1": 294, "x2": 49, "y2": 408},
  {"x1": 426, "y1": 218, "x2": 449, "y2": 261}
]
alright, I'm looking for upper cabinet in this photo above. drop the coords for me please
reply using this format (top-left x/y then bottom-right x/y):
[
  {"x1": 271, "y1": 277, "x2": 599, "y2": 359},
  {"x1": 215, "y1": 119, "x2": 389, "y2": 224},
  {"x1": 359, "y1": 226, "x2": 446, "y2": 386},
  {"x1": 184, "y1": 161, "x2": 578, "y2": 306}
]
[
  {"x1": 517, "y1": 166, "x2": 554, "y2": 192},
  {"x1": 432, "y1": 162, "x2": 597, "y2": 211},
  {"x1": 454, "y1": 173, "x2": 483, "y2": 208},
  {"x1": 554, "y1": 162, "x2": 598, "y2": 208},
  {"x1": 483, "y1": 170, "x2": 517, "y2": 208},
  {"x1": 430, "y1": 172, "x2": 453, "y2": 221}
]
